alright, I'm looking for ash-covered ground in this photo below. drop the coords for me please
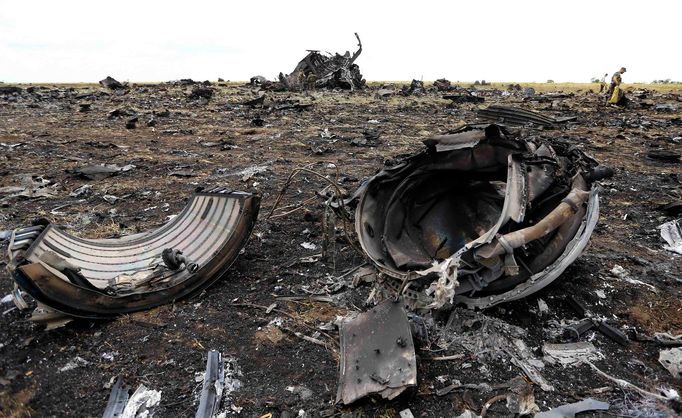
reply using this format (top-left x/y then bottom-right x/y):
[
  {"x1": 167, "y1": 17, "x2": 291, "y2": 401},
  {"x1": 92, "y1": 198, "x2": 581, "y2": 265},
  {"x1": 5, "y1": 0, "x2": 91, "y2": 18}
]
[{"x1": 0, "y1": 81, "x2": 680, "y2": 417}]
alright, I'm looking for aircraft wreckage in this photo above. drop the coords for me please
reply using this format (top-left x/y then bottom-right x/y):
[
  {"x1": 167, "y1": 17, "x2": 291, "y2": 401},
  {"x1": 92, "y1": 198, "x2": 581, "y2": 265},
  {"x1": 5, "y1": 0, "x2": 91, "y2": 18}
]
[
  {"x1": 251, "y1": 33, "x2": 365, "y2": 91},
  {"x1": 4, "y1": 123, "x2": 611, "y2": 327},
  {"x1": 6, "y1": 189, "x2": 259, "y2": 325},
  {"x1": 353, "y1": 123, "x2": 612, "y2": 310}
]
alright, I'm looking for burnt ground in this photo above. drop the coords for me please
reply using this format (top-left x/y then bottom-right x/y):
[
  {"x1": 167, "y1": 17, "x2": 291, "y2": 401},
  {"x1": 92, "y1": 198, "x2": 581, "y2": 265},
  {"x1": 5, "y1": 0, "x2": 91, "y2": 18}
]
[{"x1": 0, "y1": 82, "x2": 680, "y2": 417}]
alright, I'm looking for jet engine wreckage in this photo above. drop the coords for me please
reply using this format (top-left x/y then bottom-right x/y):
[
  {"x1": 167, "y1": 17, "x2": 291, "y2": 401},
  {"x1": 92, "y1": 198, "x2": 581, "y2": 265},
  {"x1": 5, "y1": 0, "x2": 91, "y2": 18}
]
[
  {"x1": 6, "y1": 189, "x2": 259, "y2": 325},
  {"x1": 353, "y1": 123, "x2": 612, "y2": 311},
  {"x1": 330, "y1": 123, "x2": 615, "y2": 404}
]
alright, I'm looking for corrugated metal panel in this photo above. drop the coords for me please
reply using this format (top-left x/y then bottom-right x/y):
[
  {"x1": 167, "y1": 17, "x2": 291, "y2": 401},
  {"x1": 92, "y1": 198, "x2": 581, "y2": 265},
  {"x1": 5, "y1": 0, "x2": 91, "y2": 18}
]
[{"x1": 14, "y1": 190, "x2": 259, "y2": 317}]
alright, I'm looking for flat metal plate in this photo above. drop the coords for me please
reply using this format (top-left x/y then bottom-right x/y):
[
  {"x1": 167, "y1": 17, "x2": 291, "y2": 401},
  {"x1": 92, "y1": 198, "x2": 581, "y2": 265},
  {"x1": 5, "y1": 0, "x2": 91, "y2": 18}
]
[{"x1": 336, "y1": 300, "x2": 416, "y2": 404}]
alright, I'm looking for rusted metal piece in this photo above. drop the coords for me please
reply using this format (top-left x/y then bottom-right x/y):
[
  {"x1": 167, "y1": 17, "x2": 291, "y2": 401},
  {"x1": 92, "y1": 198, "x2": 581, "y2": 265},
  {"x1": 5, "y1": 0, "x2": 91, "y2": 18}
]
[
  {"x1": 9, "y1": 189, "x2": 259, "y2": 319},
  {"x1": 336, "y1": 300, "x2": 417, "y2": 404},
  {"x1": 354, "y1": 124, "x2": 610, "y2": 310}
]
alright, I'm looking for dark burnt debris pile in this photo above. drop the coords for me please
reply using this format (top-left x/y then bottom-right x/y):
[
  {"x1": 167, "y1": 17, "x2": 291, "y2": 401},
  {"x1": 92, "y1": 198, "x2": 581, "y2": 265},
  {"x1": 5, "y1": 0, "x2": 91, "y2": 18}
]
[
  {"x1": 250, "y1": 33, "x2": 366, "y2": 92},
  {"x1": 0, "y1": 77, "x2": 681, "y2": 418}
]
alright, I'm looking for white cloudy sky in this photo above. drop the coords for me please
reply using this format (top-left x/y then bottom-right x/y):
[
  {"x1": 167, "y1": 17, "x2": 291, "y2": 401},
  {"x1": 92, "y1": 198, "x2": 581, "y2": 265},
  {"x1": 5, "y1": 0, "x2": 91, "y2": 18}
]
[{"x1": 1, "y1": 0, "x2": 680, "y2": 83}]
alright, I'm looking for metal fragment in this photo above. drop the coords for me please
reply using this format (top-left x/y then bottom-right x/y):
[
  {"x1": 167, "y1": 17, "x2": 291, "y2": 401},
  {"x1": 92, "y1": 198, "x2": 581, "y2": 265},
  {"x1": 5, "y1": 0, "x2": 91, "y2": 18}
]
[
  {"x1": 102, "y1": 377, "x2": 131, "y2": 418},
  {"x1": 120, "y1": 385, "x2": 161, "y2": 418},
  {"x1": 659, "y1": 220, "x2": 682, "y2": 255},
  {"x1": 336, "y1": 300, "x2": 417, "y2": 404},
  {"x1": 195, "y1": 350, "x2": 225, "y2": 418},
  {"x1": 535, "y1": 398, "x2": 609, "y2": 418},
  {"x1": 8, "y1": 190, "x2": 259, "y2": 319},
  {"x1": 658, "y1": 347, "x2": 682, "y2": 378},
  {"x1": 477, "y1": 105, "x2": 576, "y2": 126},
  {"x1": 542, "y1": 342, "x2": 603, "y2": 366}
]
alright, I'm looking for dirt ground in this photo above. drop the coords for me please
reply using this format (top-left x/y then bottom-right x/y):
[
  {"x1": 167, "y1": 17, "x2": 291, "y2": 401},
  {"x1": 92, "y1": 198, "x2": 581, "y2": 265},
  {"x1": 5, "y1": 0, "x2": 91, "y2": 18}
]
[{"x1": 0, "y1": 81, "x2": 680, "y2": 417}]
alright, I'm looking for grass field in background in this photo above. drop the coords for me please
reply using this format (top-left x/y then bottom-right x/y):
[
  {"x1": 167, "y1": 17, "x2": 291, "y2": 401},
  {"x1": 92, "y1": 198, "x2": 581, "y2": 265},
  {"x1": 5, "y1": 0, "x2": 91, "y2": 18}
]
[
  {"x1": 369, "y1": 81, "x2": 682, "y2": 93},
  {"x1": 3, "y1": 81, "x2": 682, "y2": 92}
]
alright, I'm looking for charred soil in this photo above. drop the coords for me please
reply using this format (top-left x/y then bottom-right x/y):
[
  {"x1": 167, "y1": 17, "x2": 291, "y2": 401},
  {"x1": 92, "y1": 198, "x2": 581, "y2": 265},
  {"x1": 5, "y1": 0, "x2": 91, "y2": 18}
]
[{"x1": 0, "y1": 82, "x2": 680, "y2": 417}]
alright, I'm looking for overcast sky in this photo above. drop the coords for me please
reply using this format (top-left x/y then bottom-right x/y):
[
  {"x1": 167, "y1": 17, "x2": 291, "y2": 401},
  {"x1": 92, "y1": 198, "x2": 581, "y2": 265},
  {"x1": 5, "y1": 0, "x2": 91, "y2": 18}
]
[{"x1": 1, "y1": 0, "x2": 680, "y2": 83}]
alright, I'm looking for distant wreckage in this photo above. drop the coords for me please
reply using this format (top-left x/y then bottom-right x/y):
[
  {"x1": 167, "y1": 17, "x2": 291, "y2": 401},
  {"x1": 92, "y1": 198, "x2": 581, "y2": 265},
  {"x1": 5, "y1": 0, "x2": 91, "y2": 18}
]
[{"x1": 250, "y1": 33, "x2": 365, "y2": 91}]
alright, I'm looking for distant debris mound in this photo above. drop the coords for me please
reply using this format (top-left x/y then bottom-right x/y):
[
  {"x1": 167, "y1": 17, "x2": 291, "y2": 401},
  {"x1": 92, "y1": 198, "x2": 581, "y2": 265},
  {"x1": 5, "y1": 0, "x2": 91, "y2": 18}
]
[
  {"x1": 433, "y1": 78, "x2": 454, "y2": 92},
  {"x1": 401, "y1": 79, "x2": 425, "y2": 96},
  {"x1": 0, "y1": 86, "x2": 23, "y2": 95},
  {"x1": 99, "y1": 76, "x2": 126, "y2": 90},
  {"x1": 188, "y1": 85, "x2": 214, "y2": 101},
  {"x1": 251, "y1": 33, "x2": 366, "y2": 91}
]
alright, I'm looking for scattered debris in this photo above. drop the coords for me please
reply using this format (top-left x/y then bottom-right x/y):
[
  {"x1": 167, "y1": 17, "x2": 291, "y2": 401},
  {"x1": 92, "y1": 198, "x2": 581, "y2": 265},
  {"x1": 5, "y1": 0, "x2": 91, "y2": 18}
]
[
  {"x1": 336, "y1": 300, "x2": 416, "y2": 404},
  {"x1": 2, "y1": 78, "x2": 681, "y2": 417},
  {"x1": 120, "y1": 384, "x2": 161, "y2": 418},
  {"x1": 542, "y1": 342, "x2": 603, "y2": 366},
  {"x1": 300, "y1": 242, "x2": 317, "y2": 251},
  {"x1": 99, "y1": 76, "x2": 126, "y2": 90},
  {"x1": 610, "y1": 264, "x2": 656, "y2": 292},
  {"x1": 402, "y1": 80, "x2": 425, "y2": 96},
  {"x1": 58, "y1": 356, "x2": 90, "y2": 372},
  {"x1": 286, "y1": 385, "x2": 313, "y2": 401},
  {"x1": 563, "y1": 297, "x2": 630, "y2": 345},
  {"x1": 659, "y1": 220, "x2": 682, "y2": 254},
  {"x1": 535, "y1": 398, "x2": 609, "y2": 418},
  {"x1": 433, "y1": 79, "x2": 453, "y2": 92},
  {"x1": 658, "y1": 347, "x2": 681, "y2": 378},
  {"x1": 647, "y1": 149, "x2": 681, "y2": 163},
  {"x1": 398, "y1": 409, "x2": 415, "y2": 418},
  {"x1": 0, "y1": 174, "x2": 58, "y2": 200},
  {"x1": 443, "y1": 91, "x2": 484, "y2": 104},
  {"x1": 584, "y1": 360, "x2": 679, "y2": 401},
  {"x1": 478, "y1": 105, "x2": 576, "y2": 126},
  {"x1": 189, "y1": 85, "x2": 214, "y2": 101},
  {"x1": 0, "y1": 86, "x2": 23, "y2": 95},
  {"x1": 505, "y1": 376, "x2": 539, "y2": 415},
  {"x1": 73, "y1": 163, "x2": 135, "y2": 180},
  {"x1": 125, "y1": 117, "x2": 138, "y2": 129},
  {"x1": 220, "y1": 164, "x2": 269, "y2": 181}
]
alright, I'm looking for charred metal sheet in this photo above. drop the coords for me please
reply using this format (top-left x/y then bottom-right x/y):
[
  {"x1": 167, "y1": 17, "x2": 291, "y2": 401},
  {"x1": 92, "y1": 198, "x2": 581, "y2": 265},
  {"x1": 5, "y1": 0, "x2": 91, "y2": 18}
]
[
  {"x1": 102, "y1": 376, "x2": 131, "y2": 418},
  {"x1": 354, "y1": 123, "x2": 610, "y2": 310},
  {"x1": 443, "y1": 93, "x2": 484, "y2": 104},
  {"x1": 195, "y1": 350, "x2": 225, "y2": 418},
  {"x1": 8, "y1": 189, "x2": 259, "y2": 319},
  {"x1": 336, "y1": 300, "x2": 416, "y2": 404},
  {"x1": 478, "y1": 105, "x2": 577, "y2": 126}
]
